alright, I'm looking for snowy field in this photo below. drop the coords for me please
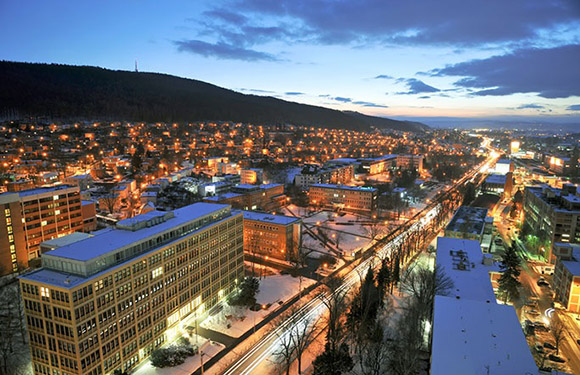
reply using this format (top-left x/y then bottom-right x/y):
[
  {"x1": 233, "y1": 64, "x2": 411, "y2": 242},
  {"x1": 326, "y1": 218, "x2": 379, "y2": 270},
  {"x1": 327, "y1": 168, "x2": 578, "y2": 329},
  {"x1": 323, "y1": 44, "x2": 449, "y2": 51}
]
[{"x1": 201, "y1": 274, "x2": 315, "y2": 338}]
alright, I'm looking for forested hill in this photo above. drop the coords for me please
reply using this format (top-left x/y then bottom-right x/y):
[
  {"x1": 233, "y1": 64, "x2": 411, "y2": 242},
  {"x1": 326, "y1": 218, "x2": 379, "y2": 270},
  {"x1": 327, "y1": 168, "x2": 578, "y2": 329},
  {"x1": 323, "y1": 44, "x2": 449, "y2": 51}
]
[{"x1": 0, "y1": 61, "x2": 428, "y2": 132}]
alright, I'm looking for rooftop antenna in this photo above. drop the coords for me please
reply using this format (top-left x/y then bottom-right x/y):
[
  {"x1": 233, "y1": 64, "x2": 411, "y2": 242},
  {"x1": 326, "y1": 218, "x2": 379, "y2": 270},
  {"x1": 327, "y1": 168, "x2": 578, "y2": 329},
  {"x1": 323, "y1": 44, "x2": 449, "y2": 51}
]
[{"x1": 135, "y1": 59, "x2": 139, "y2": 73}]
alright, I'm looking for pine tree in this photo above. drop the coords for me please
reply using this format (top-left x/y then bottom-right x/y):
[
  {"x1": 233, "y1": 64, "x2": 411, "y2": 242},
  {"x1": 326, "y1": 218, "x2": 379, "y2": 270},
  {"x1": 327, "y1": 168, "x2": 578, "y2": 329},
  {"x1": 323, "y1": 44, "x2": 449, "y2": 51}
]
[{"x1": 498, "y1": 246, "x2": 521, "y2": 303}]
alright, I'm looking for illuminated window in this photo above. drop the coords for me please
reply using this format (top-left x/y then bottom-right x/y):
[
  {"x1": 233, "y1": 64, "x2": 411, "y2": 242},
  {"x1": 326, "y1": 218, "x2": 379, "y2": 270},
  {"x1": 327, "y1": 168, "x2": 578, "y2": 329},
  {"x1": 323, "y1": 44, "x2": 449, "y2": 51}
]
[
  {"x1": 40, "y1": 287, "x2": 50, "y2": 298},
  {"x1": 152, "y1": 266, "x2": 163, "y2": 279}
]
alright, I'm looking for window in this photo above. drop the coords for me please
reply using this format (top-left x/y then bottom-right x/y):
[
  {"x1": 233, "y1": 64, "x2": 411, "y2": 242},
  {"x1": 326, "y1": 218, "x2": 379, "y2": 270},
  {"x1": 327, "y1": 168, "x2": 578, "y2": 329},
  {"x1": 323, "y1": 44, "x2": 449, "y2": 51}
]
[{"x1": 152, "y1": 266, "x2": 163, "y2": 279}]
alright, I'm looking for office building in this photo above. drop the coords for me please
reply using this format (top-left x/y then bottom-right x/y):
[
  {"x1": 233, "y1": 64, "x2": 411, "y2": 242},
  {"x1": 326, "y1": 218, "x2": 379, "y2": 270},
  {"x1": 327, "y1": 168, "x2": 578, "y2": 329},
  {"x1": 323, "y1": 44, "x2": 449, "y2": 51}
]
[
  {"x1": 523, "y1": 184, "x2": 580, "y2": 261},
  {"x1": 309, "y1": 184, "x2": 377, "y2": 215},
  {"x1": 0, "y1": 185, "x2": 96, "y2": 275},
  {"x1": 241, "y1": 211, "x2": 301, "y2": 262},
  {"x1": 19, "y1": 203, "x2": 244, "y2": 375}
]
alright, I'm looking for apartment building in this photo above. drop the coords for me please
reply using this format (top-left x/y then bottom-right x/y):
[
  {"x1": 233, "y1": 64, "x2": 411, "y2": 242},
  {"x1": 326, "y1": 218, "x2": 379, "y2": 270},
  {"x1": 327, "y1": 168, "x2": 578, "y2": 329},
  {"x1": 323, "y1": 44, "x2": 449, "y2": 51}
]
[
  {"x1": 242, "y1": 210, "x2": 301, "y2": 261},
  {"x1": 396, "y1": 154, "x2": 424, "y2": 172},
  {"x1": 19, "y1": 203, "x2": 244, "y2": 375},
  {"x1": 309, "y1": 184, "x2": 377, "y2": 215},
  {"x1": 553, "y1": 242, "x2": 580, "y2": 313},
  {"x1": 0, "y1": 185, "x2": 96, "y2": 275},
  {"x1": 240, "y1": 168, "x2": 264, "y2": 185},
  {"x1": 444, "y1": 206, "x2": 493, "y2": 249},
  {"x1": 523, "y1": 184, "x2": 580, "y2": 262},
  {"x1": 294, "y1": 163, "x2": 354, "y2": 190}
]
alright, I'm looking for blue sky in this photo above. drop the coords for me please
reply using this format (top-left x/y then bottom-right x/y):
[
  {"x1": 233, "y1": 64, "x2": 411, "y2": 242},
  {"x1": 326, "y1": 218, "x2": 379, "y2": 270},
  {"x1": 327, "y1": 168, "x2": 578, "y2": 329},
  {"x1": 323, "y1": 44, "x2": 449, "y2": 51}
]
[{"x1": 1, "y1": 0, "x2": 580, "y2": 122}]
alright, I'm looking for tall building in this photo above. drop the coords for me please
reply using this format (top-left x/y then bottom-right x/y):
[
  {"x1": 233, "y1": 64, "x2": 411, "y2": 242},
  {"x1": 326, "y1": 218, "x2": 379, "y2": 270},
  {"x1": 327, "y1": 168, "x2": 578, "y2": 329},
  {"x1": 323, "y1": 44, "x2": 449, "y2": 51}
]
[
  {"x1": 309, "y1": 184, "x2": 377, "y2": 215},
  {"x1": 242, "y1": 211, "x2": 301, "y2": 261},
  {"x1": 523, "y1": 184, "x2": 580, "y2": 262},
  {"x1": 19, "y1": 203, "x2": 244, "y2": 375},
  {"x1": 0, "y1": 185, "x2": 96, "y2": 275}
]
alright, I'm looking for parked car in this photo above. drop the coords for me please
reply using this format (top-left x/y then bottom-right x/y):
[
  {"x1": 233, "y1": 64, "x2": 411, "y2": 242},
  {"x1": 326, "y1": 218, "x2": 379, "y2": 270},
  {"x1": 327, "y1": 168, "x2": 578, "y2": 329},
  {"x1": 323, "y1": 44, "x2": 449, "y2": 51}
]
[
  {"x1": 535, "y1": 344, "x2": 545, "y2": 353},
  {"x1": 549, "y1": 354, "x2": 565, "y2": 363},
  {"x1": 527, "y1": 309, "x2": 540, "y2": 316},
  {"x1": 544, "y1": 342, "x2": 556, "y2": 350}
]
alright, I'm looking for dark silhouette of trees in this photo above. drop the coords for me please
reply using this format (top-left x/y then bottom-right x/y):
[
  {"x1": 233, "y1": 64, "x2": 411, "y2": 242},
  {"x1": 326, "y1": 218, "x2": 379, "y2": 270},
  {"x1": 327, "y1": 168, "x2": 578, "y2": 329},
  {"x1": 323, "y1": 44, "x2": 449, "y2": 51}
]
[{"x1": 498, "y1": 246, "x2": 522, "y2": 303}]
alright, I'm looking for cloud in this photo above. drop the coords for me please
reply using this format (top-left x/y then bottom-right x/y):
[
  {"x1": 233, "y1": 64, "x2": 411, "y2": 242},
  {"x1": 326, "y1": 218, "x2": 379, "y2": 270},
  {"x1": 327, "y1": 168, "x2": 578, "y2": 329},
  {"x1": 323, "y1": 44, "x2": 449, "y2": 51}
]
[
  {"x1": 352, "y1": 101, "x2": 388, "y2": 108},
  {"x1": 567, "y1": 104, "x2": 580, "y2": 111},
  {"x1": 174, "y1": 39, "x2": 279, "y2": 61},
  {"x1": 374, "y1": 74, "x2": 393, "y2": 79},
  {"x1": 517, "y1": 104, "x2": 545, "y2": 109},
  {"x1": 239, "y1": 88, "x2": 275, "y2": 94},
  {"x1": 396, "y1": 78, "x2": 440, "y2": 95},
  {"x1": 430, "y1": 44, "x2": 580, "y2": 98},
  {"x1": 334, "y1": 97, "x2": 352, "y2": 103},
  {"x1": 201, "y1": 0, "x2": 580, "y2": 48},
  {"x1": 285, "y1": 92, "x2": 304, "y2": 96}
]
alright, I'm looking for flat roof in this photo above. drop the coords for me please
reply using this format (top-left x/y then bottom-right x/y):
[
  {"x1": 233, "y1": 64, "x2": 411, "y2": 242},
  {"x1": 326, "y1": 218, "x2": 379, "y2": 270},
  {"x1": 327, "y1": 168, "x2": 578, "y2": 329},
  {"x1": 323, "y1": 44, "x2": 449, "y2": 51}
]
[
  {"x1": 436, "y1": 237, "x2": 496, "y2": 302},
  {"x1": 0, "y1": 184, "x2": 77, "y2": 198},
  {"x1": 43, "y1": 202, "x2": 230, "y2": 262},
  {"x1": 561, "y1": 246, "x2": 580, "y2": 276},
  {"x1": 311, "y1": 183, "x2": 377, "y2": 192},
  {"x1": 446, "y1": 206, "x2": 488, "y2": 236},
  {"x1": 431, "y1": 296, "x2": 537, "y2": 375},
  {"x1": 40, "y1": 232, "x2": 93, "y2": 249},
  {"x1": 204, "y1": 193, "x2": 243, "y2": 201},
  {"x1": 241, "y1": 210, "x2": 299, "y2": 225},
  {"x1": 485, "y1": 174, "x2": 507, "y2": 184}
]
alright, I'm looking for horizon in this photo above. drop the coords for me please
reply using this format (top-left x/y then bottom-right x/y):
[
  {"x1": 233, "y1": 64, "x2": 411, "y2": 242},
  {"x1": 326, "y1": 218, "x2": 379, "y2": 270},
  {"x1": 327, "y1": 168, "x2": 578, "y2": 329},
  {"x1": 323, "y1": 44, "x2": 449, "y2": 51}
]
[{"x1": 1, "y1": 0, "x2": 579, "y2": 123}]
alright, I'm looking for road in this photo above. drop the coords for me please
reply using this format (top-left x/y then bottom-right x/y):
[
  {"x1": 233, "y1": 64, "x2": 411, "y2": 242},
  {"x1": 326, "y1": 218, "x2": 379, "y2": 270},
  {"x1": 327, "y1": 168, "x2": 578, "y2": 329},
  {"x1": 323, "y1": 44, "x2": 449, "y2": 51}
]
[{"x1": 215, "y1": 152, "x2": 499, "y2": 375}]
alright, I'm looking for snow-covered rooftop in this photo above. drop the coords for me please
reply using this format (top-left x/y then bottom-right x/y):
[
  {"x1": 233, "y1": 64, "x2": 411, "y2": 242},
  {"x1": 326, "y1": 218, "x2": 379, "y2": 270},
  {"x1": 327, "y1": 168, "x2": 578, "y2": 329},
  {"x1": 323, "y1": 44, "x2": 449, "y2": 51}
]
[
  {"x1": 311, "y1": 183, "x2": 377, "y2": 192},
  {"x1": 436, "y1": 237, "x2": 496, "y2": 302},
  {"x1": 431, "y1": 296, "x2": 537, "y2": 375},
  {"x1": 240, "y1": 210, "x2": 300, "y2": 225}
]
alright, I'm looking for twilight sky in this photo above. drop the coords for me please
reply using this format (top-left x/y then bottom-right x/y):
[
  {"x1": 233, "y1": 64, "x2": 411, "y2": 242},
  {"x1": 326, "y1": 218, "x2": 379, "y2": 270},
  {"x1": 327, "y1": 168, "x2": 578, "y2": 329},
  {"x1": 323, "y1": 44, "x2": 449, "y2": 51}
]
[{"x1": 1, "y1": 0, "x2": 580, "y2": 122}]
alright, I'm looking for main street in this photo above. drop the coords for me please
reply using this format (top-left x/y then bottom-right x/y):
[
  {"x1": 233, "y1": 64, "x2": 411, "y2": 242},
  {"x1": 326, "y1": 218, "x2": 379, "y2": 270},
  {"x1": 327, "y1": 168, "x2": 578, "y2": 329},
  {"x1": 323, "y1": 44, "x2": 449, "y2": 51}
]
[{"x1": 208, "y1": 150, "x2": 500, "y2": 375}]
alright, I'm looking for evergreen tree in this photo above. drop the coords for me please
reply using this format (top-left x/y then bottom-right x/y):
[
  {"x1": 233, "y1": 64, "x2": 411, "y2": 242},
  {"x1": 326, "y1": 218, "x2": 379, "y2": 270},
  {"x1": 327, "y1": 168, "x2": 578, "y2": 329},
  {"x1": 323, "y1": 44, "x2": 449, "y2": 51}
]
[
  {"x1": 498, "y1": 246, "x2": 521, "y2": 303},
  {"x1": 313, "y1": 342, "x2": 354, "y2": 375},
  {"x1": 376, "y1": 259, "x2": 391, "y2": 303}
]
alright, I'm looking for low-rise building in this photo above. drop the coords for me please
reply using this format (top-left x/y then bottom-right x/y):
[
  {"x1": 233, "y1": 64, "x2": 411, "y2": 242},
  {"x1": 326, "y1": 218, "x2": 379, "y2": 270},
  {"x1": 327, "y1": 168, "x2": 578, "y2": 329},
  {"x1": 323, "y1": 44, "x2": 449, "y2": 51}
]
[
  {"x1": 241, "y1": 211, "x2": 301, "y2": 261},
  {"x1": 241, "y1": 168, "x2": 264, "y2": 185},
  {"x1": 204, "y1": 183, "x2": 286, "y2": 212},
  {"x1": 553, "y1": 242, "x2": 580, "y2": 313},
  {"x1": 444, "y1": 206, "x2": 491, "y2": 244},
  {"x1": 309, "y1": 184, "x2": 377, "y2": 215},
  {"x1": 483, "y1": 172, "x2": 514, "y2": 199},
  {"x1": 396, "y1": 154, "x2": 423, "y2": 172}
]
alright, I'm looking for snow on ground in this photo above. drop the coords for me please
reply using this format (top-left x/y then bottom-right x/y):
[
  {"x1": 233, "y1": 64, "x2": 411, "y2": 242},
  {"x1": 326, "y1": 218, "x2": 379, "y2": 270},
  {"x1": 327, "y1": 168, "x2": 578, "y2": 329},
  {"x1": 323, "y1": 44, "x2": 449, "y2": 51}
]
[
  {"x1": 281, "y1": 204, "x2": 315, "y2": 218},
  {"x1": 133, "y1": 336, "x2": 224, "y2": 375},
  {"x1": 201, "y1": 274, "x2": 315, "y2": 338}
]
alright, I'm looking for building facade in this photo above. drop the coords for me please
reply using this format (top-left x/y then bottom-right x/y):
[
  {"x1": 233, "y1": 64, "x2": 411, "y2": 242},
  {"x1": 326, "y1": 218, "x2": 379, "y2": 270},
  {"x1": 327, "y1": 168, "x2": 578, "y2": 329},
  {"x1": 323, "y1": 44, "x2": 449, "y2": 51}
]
[
  {"x1": 0, "y1": 185, "x2": 96, "y2": 275},
  {"x1": 396, "y1": 155, "x2": 424, "y2": 172},
  {"x1": 553, "y1": 243, "x2": 580, "y2": 313},
  {"x1": 523, "y1": 184, "x2": 580, "y2": 262},
  {"x1": 309, "y1": 184, "x2": 377, "y2": 215},
  {"x1": 240, "y1": 168, "x2": 264, "y2": 185},
  {"x1": 19, "y1": 203, "x2": 244, "y2": 375},
  {"x1": 242, "y1": 211, "x2": 301, "y2": 262}
]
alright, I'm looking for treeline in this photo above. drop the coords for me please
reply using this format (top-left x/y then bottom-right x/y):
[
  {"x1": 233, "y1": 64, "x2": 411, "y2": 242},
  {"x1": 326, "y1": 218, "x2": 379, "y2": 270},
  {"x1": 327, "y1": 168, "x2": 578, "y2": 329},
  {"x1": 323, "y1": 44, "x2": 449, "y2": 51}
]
[{"x1": 0, "y1": 61, "x2": 428, "y2": 132}]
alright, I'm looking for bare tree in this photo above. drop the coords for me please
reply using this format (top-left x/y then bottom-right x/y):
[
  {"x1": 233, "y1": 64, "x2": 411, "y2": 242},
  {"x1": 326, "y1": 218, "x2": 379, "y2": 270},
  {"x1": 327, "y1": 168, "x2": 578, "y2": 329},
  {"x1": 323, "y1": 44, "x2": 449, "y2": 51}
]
[
  {"x1": 317, "y1": 276, "x2": 348, "y2": 353},
  {"x1": 273, "y1": 307, "x2": 321, "y2": 375},
  {"x1": 400, "y1": 264, "x2": 454, "y2": 324},
  {"x1": 0, "y1": 286, "x2": 24, "y2": 375},
  {"x1": 100, "y1": 193, "x2": 119, "y2": 214},
  {"x1": 388, "y1": 301, "x2": 423, "y2": 375},
  {"x1": 550, "y1": 316, "x2": 567, "y2": 356}
]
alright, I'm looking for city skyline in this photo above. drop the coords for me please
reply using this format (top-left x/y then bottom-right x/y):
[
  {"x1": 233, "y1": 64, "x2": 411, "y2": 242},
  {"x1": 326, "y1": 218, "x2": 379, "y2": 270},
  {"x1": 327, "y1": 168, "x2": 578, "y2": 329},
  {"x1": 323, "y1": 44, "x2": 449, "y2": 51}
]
[{"x1": 1, "y1": 0, "x2": 579, "y2": 123}]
